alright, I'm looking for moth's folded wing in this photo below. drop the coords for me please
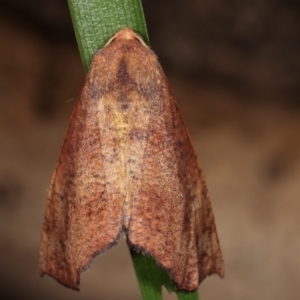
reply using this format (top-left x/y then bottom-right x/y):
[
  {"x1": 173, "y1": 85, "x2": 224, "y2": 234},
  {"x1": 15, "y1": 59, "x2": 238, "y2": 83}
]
[
  {"x1": 39, "y1": 63, "x2": 123, "y2": 290},
  {"x1": 127, "y1": 70, "x2": 224, "y2": 291},
  {"x1": 124, "y1": 68, "x2": 193, "y2": 290}
]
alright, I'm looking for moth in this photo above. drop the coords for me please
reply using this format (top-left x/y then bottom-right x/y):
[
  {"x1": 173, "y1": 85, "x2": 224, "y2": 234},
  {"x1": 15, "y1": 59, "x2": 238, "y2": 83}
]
[{"x1": 39, "y1": 27, "x2": 224, "y2": 291}]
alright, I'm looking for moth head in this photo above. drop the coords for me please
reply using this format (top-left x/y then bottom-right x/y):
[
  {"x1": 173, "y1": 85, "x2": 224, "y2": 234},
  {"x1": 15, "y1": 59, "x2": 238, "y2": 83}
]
[{"x1": 105, "y1": 27, "x2": 148, "y2": 48}]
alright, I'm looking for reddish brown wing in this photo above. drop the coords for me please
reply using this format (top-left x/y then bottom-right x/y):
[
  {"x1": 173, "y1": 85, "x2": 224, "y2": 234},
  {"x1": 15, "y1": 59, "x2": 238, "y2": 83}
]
[
  {"x1": 39, "y1": 51, "x2": 124, "y2": 290},
  {"x1": 125, "y1": 46, "x2": 224, "y2": 291},
  {"x1": 39, "y1": 27, "x2": 224, "y2": 292}
]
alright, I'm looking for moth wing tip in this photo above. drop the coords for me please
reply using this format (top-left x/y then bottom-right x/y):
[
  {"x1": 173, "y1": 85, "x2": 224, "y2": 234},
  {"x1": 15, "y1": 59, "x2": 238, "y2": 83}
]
[
  {"x1": 218, "y1": 265, "x2": 225, "y2": 278},
  {"x1": 39, "y1": 269, "x2": 81, "y2": 291}
]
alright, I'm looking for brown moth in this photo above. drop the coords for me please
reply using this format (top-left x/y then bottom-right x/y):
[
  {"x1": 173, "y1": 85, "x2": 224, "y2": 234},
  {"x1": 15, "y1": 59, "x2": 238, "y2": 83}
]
[{"x1": 39, "y1": 27, "x2": 224, "y2": 291}]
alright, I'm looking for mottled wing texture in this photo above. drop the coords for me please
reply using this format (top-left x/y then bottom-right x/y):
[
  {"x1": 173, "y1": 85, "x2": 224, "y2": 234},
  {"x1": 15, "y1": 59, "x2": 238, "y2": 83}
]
[
  {"x1": 39, "y1": 27, "x2": 224, "y2": 292},
  {"x1": 117, "y1": 31, "x2": 225, "y2": 290},
  {"x1": 39, "y1": 43, "x2": 127, "y2": 289}
]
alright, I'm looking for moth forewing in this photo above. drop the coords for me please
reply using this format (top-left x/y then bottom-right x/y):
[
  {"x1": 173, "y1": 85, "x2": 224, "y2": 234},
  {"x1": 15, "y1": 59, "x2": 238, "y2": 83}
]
[{"x1": 39, "y1": 27, "x2": 224, "y2": 291}]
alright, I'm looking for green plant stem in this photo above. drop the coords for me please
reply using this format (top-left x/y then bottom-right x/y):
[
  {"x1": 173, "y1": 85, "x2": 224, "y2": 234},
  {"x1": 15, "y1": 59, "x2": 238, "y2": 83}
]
[
  {"x1": 67, "y1": 0, "x2": 149, "y2": 71},
  {"x1": 67, "y1": 1, "x2": 199, "y2": 299}
]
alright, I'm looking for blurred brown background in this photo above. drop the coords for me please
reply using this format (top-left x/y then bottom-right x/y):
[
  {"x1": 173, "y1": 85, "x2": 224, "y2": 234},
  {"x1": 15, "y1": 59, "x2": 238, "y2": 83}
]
[{"x1": 0, "y1": 0, "x2": 299, "y2": 299}]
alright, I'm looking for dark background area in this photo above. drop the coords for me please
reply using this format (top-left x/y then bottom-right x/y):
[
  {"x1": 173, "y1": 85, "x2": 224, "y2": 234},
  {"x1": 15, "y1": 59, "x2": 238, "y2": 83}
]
[{"x1": 0, "y1": 0, "x2": 299, "y2": 299}]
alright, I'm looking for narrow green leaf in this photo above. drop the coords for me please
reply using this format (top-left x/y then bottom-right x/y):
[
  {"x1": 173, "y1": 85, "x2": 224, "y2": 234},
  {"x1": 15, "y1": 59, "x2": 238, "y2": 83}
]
[
  {"x1": 66, "y1": 1, "x2": 199, "y2": 299},
  {"x1": 130, "y1": 250, "x2": 164, "y2": 300},
  {"x1": 131, "y1": 249, "x2": 199, "y2": 300},
  {"x1": 67, "y1": 0, "x2": 149, "y2": 71}
]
